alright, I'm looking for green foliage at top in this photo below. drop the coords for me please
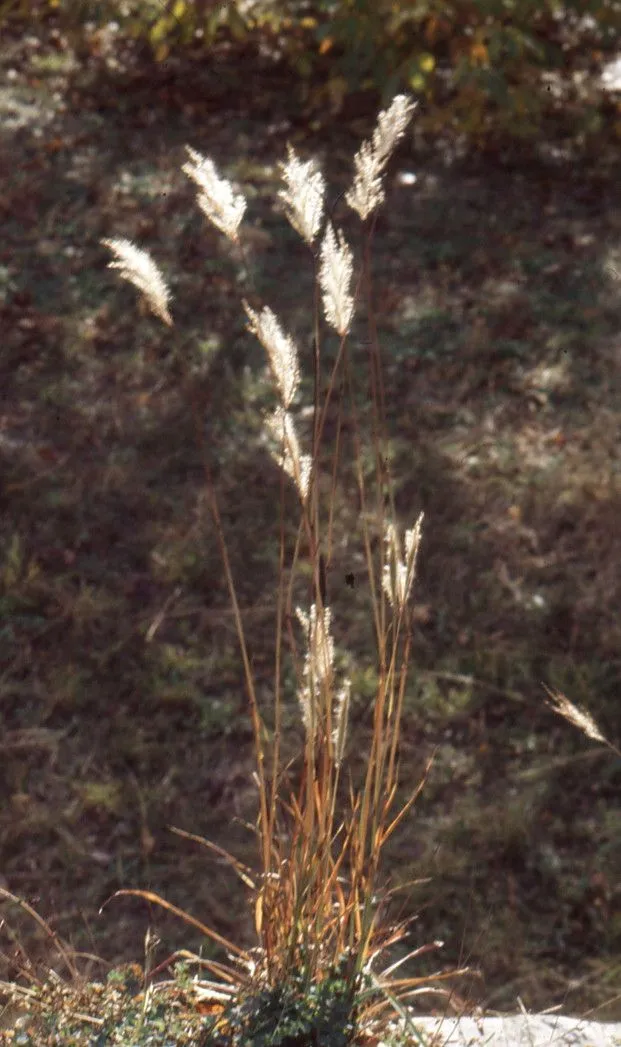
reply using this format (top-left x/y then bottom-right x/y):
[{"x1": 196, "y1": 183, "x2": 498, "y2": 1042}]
[
  {"x1": 3, "y1": 0, "x2": 619, "y2": 147},
  {"x1": 298, "y1": 0, "x2": 619, "y2": 145}
]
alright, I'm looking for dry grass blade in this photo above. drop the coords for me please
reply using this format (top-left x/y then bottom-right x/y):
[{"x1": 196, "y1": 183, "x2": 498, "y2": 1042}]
[
  {"x1": 168, "y1": 826, "x2": 257, "y2": 890},
  {"x1": 381, "y1": 752, "x2": 435, "y2": 845},
  {"x1": 102, "y1": 890, "x2": 249, "y2": 963},
  {"x1": 0, "y1": 887, "x2": 79, "y2": 983}
]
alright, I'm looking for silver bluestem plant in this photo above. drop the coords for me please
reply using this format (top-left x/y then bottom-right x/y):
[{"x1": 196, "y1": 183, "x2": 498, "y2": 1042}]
[{"x1": 102, "y1": 95, "x2": 471, "y2": 1045}]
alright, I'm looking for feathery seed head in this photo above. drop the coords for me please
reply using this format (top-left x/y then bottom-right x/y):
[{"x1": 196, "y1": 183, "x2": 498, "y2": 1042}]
[
  {"x1": 295, "y1": 603, "x2": 336, "y2": 741},
  {"x1": 332, "y1": 678, "x2": 351, "y2": 766},
  {"x1": 405, "y1": 515, "x2": 423, "y2": 579},
  {"x1": 545, "y1": 689, "x2": 607, "y2": 745},
  {"x1": 244, "y1": 303, "x2": 301, "y2": 408},
  {"x1": 346, "y1": 94, "x2": 417, "y2": 221},
  {"x1": 382, "y1": 513, "x2": 424, "y2": 612},
  {"x1": 297, "y1": 603, "x2": 335, "y2": 687},
  {"x1": 102, "y1": 238, "x2": 172, "y2": 326},
  {"x1": 346, "y1": 140, "x2": 384, "y2": 223},
  {"x1": 372, "y1": 94, "x2": 417, "y2": 167},
  {"x1": 264, "y1": 405, "x2": 311, "y2": 503},
  {"x1": 279, "y1": 145, "x2": 325, "y2": 246},
  {"x1": 382, "y1": 560, "x2": 408, "y2": 611},
  {"x1": 297, "y1": 679, "x2": 314, "y2": 737},
  {"x1": 183, "y1": 146, "x2": 246, "y2": 242},
  {"x1": 319, "y1": 224, "x2": 355, "y2": 336}
]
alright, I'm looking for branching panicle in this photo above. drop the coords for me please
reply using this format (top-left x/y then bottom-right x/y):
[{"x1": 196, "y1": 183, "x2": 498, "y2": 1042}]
[
  {"x1": 244, "y1": 303, "x2": 301, "y2": 408},
  {"x1": 297, "y1": 602, "x2": 335, "y2": 691},
  {"x1": 319, "y1": 224, "x2": 355, "y2": 336},
  {"x1": 346, "y1": 95, "x2": 417, "y2": 221},
  {"x1": 264, "y1": 405, "x2": 311, "y2": 503},
  {"x1": 382, "y1": 514, "x2": 424, "y2": 613},
  {"x1": 332, "y1": 679, "x2": 352, "y2": 766}
]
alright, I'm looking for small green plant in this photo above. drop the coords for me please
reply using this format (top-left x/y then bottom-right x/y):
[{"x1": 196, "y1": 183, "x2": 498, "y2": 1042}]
[
  {"x1": 222, "y1": 961, "x2": 361, "y2": 1047},
  {"x1": 99, "y1": 94, "x2": 469, "y2": 1046}
]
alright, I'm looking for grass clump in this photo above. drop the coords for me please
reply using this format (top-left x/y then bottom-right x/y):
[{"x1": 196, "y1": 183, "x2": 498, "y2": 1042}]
[{"x1": 100, "y1": 93, "x2": 463, "y2": 1046}]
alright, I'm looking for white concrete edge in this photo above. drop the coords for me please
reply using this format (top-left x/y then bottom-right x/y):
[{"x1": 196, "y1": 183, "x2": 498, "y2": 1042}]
[{"x1": 392, "y1": 1014, "x2": 621, "y2": 1047}]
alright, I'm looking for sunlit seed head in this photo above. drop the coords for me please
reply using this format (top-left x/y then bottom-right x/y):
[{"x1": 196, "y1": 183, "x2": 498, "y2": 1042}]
[
  {"x1": 319, "y1": 224, "x2": 355, "y2": 336},
  {"x1": 264, "y1": 406, "x2": 310, "y2": 503},
  {"x1": 102, "y1": 238, "x2": 173, "y2": 326},
  {"x1": 346, "y1": 95, "x2": 417, "y2": 222},
  {"x1": 244, "y1": 303, "x2": 301, "y2": 409},
  {"x1": 279, "y1": 145, "x2": 325, "y2": 246},
  {"x1": 183, "y1": 147, "x2": 246, "y2": 242}
]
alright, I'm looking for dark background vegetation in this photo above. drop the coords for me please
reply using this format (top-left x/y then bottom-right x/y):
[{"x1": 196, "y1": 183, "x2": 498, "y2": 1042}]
[{"x1": 1, "y1": 0, "x2": 620, "y2": 1023}]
